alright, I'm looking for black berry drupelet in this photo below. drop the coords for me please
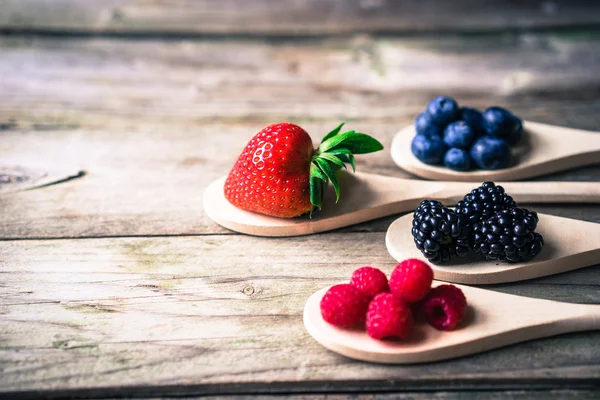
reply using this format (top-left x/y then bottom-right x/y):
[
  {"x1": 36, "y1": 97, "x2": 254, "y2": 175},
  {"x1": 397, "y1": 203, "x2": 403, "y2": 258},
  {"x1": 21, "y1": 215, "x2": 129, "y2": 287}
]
[
  {"x1": 471, "y1": 208, "x2": 544, "y2": 263},
  {"x1": 455, "y1": 182, "x2": 516, "y2": 226},
  {"x1": 412, "y1": 200, "x2": 470, "y2": 264}
]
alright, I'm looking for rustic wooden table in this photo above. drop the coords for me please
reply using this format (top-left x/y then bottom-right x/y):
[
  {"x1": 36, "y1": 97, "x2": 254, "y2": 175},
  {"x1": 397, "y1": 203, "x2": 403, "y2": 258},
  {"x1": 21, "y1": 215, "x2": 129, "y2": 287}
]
[{"x1": 1, "y1": 2, "x2": 600, "y2": 399}]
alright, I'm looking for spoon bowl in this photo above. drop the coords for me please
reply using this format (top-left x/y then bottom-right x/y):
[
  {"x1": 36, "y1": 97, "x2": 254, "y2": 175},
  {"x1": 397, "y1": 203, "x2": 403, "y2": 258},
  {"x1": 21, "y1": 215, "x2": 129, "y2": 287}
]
[
  {"x1": 304, "y1": 283, "x2": 600, "y2": 364},
  {"x1": 392, "y1": 121, "x2": 600, "y2": 181},
  {"x1": 204, "y1": 172, "x2": 600, "y2": 236},
  {"x1": 386, "y1": 213, "x2": 600, "y2": 284}
]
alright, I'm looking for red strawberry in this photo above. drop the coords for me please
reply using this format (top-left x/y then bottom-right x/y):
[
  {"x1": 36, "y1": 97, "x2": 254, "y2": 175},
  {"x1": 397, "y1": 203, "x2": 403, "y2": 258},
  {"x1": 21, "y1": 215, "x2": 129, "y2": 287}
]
[{"x1": 224, "y1": 122, "x2": 383, "y2": 218}]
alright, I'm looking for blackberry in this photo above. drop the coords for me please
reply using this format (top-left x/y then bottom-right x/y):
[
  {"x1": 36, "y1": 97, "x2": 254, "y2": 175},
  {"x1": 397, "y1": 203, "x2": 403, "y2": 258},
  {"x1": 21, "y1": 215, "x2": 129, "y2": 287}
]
[
  {"x1": 471, "y1": 208, "x2": 544, "y2": 263},
  {"x1": 455, "y1": 182, "x2": 516, "y2": 226},
  {"x1": 412, "y1": 200, "x2": 470, "y2": 264}
]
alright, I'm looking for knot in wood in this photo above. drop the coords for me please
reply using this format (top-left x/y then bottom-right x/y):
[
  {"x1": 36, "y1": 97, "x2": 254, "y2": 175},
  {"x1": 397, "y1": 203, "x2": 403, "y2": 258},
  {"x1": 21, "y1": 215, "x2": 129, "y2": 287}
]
[{"x1": 242, "y1": 285, "x2": 255, "y2": 296}]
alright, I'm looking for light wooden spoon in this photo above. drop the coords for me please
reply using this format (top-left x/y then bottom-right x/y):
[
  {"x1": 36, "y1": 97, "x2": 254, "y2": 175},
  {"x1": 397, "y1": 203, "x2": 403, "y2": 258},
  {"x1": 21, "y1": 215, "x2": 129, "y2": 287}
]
[
  {"x1": 303, "y1": 283, "x2": 600, "y2": 364},
  {"x1": 386, "y1": 213, "x2": 600, "y2": 284},
  {"x1": 392, "y1": 121, "x2": 600, "y2": 181},
  {"x1": 204, "y1": 171, "x2": 600, "y2": 237}
]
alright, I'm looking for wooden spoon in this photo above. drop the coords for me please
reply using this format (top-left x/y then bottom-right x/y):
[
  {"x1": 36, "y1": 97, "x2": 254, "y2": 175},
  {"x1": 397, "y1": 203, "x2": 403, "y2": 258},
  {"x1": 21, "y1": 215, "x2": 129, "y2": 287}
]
[
  {"x1": 391, "y1": 121, "x2": 600, "y2": 181},
  {"x1": 303, "y1": 283, "x2": 600, "y2": 364},
  {"x1": 204, "y1": 171, "x2": 600, "y2": 236},
  {"x1": 386, "y1": 213, "x2": 600, "y2": 284}
]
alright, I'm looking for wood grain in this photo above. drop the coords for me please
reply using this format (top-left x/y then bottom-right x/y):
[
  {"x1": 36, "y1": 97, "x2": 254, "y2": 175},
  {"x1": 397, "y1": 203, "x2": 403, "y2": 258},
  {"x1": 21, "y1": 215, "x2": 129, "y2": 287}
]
[
  {"x1": 1, "y1": 234, "x2": 600, "y2": 397},
  {"x1": 1, "y1": 34, "x2": 600, "y2": 239},
  {"x1": 1, "y1": 1, "x2": 600, "y2": 35},
  {"x1": 2, "y1": 34, "x2": 600, "y2": 126},
  {"x1": 203, "y1": 393, "x2": 600, "y2": 400}
]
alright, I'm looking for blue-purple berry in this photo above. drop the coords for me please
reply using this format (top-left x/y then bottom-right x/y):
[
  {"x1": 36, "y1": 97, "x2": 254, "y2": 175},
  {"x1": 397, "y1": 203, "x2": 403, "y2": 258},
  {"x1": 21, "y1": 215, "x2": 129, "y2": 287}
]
[
  {"x1": 443, "y1": 121, "x2": 476, "y2": 149},
  {"x1": 470, "y1": 137, "x2": 510, "y2": 170},
  {"x1": 461, "y1": 107, "x2": 485, "y2": 134},
  {"x1": 415, "y1": 112, "x2": 443, "y2": 136},
  {"x1": 411, "y1": 134, "x2": 446, "y2": 165},
  {"x1": 426, "y1": 96, "x2": 460, "y2": 127},
  {"x1": 507, "y1": 115, "x2": 523, "y2": 145},
  {"x1": 483, "y1": 106, "x2": 520, "y2": 139},
  {"x1": 444, "y1": 148, "x2": 472, "y2": 171}
]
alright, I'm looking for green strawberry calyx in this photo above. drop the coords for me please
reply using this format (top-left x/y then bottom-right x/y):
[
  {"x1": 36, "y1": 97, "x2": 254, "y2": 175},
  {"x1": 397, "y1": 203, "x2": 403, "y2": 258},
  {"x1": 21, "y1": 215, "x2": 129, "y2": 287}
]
[{"x1": 309, "y1": 123, "x2": 384, "y2": 216}]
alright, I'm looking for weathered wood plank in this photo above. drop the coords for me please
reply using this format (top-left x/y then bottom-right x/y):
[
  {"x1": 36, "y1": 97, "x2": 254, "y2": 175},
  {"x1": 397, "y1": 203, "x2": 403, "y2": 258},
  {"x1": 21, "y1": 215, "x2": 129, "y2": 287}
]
[
  {"x1": 1, "y1": 34, "x2": 600, "y2": 126},
  {"x1": 202, "y1": 393, "x2": 600, "y2": 400},
  {"x1": 1, "y1": 234, "x2": 600, "y2": 396},
  {"x1": 0, "y1": 34, "x2": 599, "y2": 239},
  {"x1": 1, "y1": 1, "x2": 600, "y2": 35},
  {"x1": 1, "y1": 123, "x2": 599, "y2": 239}
]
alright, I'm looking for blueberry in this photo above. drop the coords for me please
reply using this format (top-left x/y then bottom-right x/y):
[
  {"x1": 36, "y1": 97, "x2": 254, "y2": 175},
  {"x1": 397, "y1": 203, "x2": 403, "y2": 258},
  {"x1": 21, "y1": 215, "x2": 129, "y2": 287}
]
[
  {"x1": 507, "y1": 115, "x2": 523, "y2": 145},
  {"x1": 443, "y1": 121, "x2": 475, "y2": 149},
  {"x1": 470, "y1": 137, "x2": 511, "y2": 170},
  {"x1": 443, "y1": 148, "x2": 472, "y2": 171},
  {"x1": 483, "y1": 106, "x2": 520, "y2": 139},
  {"x1": 411, "y1": 134, "x2": 446, "y2": 165},
  {"x1": 426, "y1": 96, "x2": 460, "y2": 126},
  {"x1": 461, "y1": 107, "x2": 484, "y2": 134},
  {"x1": 414, "y1": 112, "x2": 443, "y2": 136}
]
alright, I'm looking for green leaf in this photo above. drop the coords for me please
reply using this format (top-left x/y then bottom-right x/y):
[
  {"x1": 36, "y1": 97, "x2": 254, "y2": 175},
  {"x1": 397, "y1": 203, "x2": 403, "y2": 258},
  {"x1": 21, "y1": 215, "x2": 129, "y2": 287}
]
[
  {"x1": 348, "y1": 154, "x2": 356, "y2": 172},
  {"x1": 332, "y1": 133, "x2": 384, "y2": 154},
  {"x1": 333, "y1": 154, "x2": 352, "y2": 172},
  {"x1": 310, "y1": 162, "x2": 327, "y2": 181},
  {"x1": 328, "y1": 148, "x2": 352, "y2": 155},
  {"x1": 317, "y1": 153, "x2": 346, "y2": 169},
  {"x1": 309, "y1": 175, "x2": 323, "y2": 212},
  {"x1": 318, "y1": 130, "x2": 356, "y2": 153},
  {"x1": 315, "y1": 158, "x2": 340, "y2": 202},
  {"x1": 309, "y1": 163, "x2": 327, "y2": 217},
  {"x1": 321, "y1": 122, "x2": 345, "y2": 143}
]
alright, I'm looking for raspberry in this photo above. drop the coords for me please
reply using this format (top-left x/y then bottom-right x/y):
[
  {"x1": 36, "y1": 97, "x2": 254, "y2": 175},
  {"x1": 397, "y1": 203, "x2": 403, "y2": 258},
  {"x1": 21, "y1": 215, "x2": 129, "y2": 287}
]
[
  {"x1": 423, "y1": 284, "x2": 467, "y2": 331},
  {"x1": 389, "y1": 259, "x2": 434, "y2": 303},
  {"x1": 349, "y1": 266, "x2": 389, "y2": 300},
  {"x1": 366, "y1": 293, "x2": 413, "y2": 340},
  {"x1": 320, "y1": 284, "x2": 370, "y2": 328}
]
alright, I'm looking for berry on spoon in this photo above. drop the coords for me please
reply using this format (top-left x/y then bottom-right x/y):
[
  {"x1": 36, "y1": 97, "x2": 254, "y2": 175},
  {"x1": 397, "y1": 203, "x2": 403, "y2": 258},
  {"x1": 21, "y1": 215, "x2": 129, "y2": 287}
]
[
  {"x1": 470, "y1": 136, "x2": 510, "y2": 170},
  {"x1": 320, "y1": 284, "x2": 370, "y2": 328},
  {"x1": 422, "y1": 284, "x2": 467, "y2": 331},
  {"x1": 443, "y1": 121, "x2": 476, "y2": 149},
  {"x1": 366, "y1": 293, "x2": 414, "y2": 340},
  {"x1": 350, "y1": 266, "x2": 389, "y2": 300},
  {"x1": 444, "y1": 148, "x2": 472, "y2": 171},
  {"x1": 426, "y1": 96, "x2": 460, "y2": 127},
  {"x1": 389, "y1": 258, "x2": 434, "y2": 303},
  {"x1": 224, "y1": 122, "x2": 383, "y2": 218},
  {"x1": 411, "y1": 134, "x2": 446, "y2": 165}
]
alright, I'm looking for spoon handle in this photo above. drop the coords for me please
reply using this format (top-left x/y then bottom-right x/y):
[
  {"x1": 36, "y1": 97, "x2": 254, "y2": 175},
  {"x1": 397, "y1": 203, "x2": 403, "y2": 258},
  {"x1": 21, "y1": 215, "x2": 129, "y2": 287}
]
[
  {"x1": 568, "y1": 304, "x2": 600, "y2": 331},
  {"x1": 526, "y1": 121, "x2": 600, "y2": 150},
  {"x1": 435, "y1": 181, "x2": 600, "y2": 204}
]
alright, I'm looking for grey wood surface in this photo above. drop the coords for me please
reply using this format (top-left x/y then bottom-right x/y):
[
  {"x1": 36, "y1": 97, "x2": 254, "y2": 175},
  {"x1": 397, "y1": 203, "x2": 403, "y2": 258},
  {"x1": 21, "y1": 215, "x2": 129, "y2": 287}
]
[
  {"x1": 1, "y1": 24, "x2": 600, "y2": 400},
  {"x1": 203, "y1": 394, "x2": 600, "y2": 400},
  {"x1": 1, "y1": 235, "x2": 600, "y2": 398},
  {"x1": 1, "y1": 33, "x2": 600, "y2": 239},
  {"x1": 1, "y1": 0, "x2": 600, "y2": 35}
]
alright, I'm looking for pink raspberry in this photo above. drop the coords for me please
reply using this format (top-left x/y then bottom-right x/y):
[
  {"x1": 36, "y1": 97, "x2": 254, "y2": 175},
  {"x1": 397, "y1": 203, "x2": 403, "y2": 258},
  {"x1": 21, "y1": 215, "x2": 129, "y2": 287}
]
[
  {"x1": 349, "y1": 266, "x2": 389, "y2": 300},
  {"x1": 320, "y1": 284, "x2": 370, "y2": 328},
  {"x1": 423, "y1": 284, "x2": 467, "y2": 331},
  {"x1": 389, "y1": 258, "x2": 433, "y2": 303},
  {"x1": 366, "y1": 292, "x2": 413, "y2": 340}
]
